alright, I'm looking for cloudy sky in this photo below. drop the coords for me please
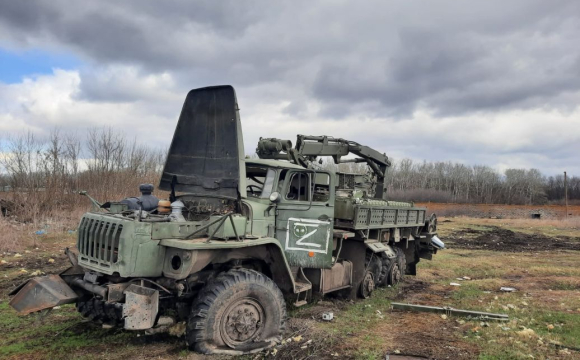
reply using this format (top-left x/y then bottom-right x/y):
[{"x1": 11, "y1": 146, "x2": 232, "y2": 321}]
[{"x1": 0, "y1": 0, "x2": 579, "y2": 175}]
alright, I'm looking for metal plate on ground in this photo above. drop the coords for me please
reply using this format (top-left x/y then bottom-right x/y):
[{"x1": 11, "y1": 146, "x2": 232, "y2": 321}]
[{"x1": 9, "y1": 275, "x2": 78, "y2": 315}]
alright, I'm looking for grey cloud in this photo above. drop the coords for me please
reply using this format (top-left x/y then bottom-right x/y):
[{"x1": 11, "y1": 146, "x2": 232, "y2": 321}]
[
  {"x1": 3, "y1": 0, "x2": 578, "y2": 118},
  {"x1": 1, "y1": 0, "x2": 580, "y2": 175}
]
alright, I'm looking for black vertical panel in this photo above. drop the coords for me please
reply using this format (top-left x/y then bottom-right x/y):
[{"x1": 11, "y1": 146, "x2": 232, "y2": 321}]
[{"x1": 159, "y1": 85, "x2": 241, "y2": 198}]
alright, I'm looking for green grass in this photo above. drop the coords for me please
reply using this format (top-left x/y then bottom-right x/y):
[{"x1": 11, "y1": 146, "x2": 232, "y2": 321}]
[{"x1": 0, "y1": 299, "x2": 143, "y2": 359}]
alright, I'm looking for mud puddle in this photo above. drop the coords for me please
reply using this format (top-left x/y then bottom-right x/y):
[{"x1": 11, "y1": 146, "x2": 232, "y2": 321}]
[{"x1": 447, "y1": 226, "x2": 580, "y2": 252}]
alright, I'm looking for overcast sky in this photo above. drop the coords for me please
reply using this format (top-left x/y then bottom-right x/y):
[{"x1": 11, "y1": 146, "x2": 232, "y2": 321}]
[{"x1": 0, "y1": 0, "x2": 579, "y2": 176}]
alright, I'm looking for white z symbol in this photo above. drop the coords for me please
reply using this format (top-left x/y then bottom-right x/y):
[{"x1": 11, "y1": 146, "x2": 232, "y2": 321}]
[{"x1": 294, "y1": 223, "x2": 321, "y2": 248}]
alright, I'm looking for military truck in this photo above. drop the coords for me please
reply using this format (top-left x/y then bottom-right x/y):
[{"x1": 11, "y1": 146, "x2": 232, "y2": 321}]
[{"x1": 9, "y1": 85, "x2": 444, "y2": 355}]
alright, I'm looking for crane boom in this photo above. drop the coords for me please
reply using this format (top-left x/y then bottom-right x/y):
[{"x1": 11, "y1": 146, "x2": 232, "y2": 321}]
[{"x1": 256, "y1": 135, "x2": 391, "y2": 199}]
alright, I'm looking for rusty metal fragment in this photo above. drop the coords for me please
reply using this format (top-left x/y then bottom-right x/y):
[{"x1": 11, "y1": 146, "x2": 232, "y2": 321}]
[
  {"x1": 391, "y1": 302, "x2": 509, "y2": 321},
  {"x1": 9, "y1": 275, "x2": 78, "y2": 315}
]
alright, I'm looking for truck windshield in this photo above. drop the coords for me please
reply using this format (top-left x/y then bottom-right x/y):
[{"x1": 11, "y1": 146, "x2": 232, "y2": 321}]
[
  {"x1": 260, "y1": 168, "x2": 276, "y2": 199},
  {"x1": 245, "y1": 165, "x2": 276, "y2": 199}
]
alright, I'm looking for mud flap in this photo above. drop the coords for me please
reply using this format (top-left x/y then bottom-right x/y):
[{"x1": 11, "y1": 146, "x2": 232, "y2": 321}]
[
  {"x1": 9, "y1": 274, "x2": 79, "y2": 315},
  {"x1": 364, "y1": 241, "x2": 396, "y2": 258},
  {"x1": 122, "y1": 284, "x2": 159, "y2": 330}
]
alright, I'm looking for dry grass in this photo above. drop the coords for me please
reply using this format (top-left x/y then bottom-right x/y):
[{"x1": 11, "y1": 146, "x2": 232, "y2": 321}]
[
  {"x1": 0, "y1": 207, "x2": 85, "y2": 252},
  {"x1": 0, "y1": 217, "x2": 34, "y2": 252},
  {"x1": 419, "y1": 202, "x2": 580, "y2": 219}
]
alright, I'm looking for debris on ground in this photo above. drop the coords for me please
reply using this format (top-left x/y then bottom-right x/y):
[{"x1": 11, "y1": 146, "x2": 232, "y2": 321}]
[
  {"x1": 500, "y1": 287, "x2": 517, "y2": 292},
  {"x1": 14, "y1": 253, "x2": 22, "y2": 258},
  {"x1": 450, "y1": 282, "x2": 461, "y2": 286},
  {"x1": 392, "y1": 302, "x2": 509, "y2": 321},
  {"x1": 168, "y1": 322, "x2": 186, "y2": 337},
  {"x1": 516, "y1": 328, "x2": 537, "y2": 339},
  {"x1": 48, "y1": 258, "x2": 55, "y2": 263},
  {"x1": 322, "y1": 312, "x2": 334, "y2": 321}
]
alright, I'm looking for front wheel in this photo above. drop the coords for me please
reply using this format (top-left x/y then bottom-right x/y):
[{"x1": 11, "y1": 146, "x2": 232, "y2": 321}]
[{"x1": 186, "y1": 268, "x2": 286, "y2": 354}]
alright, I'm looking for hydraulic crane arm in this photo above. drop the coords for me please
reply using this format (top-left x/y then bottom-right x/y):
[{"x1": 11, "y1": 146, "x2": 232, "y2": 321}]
[{"x1": 256, "y1": 135, "x2": 391, "y2": 199}]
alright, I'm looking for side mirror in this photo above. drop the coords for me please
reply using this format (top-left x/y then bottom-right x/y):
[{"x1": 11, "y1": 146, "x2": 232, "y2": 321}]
[{"x1": 269, "y1": 191, "x2": 281, "y2": 203}]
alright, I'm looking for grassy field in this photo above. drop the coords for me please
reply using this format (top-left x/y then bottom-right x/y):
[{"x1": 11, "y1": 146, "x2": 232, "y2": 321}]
[{"x1": 1, "y1": 217, "x2": 579, "y2": 359}]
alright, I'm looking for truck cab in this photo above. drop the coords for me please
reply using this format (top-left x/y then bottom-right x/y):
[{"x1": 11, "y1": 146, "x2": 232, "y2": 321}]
[{"x1": 243, "y1": 159, "x2": 335, "y2": 269}]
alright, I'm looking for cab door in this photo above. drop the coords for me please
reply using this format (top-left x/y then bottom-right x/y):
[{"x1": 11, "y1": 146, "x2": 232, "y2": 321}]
[{"x1": 275, "y1": 170, "x2": 334, "y2": 269}]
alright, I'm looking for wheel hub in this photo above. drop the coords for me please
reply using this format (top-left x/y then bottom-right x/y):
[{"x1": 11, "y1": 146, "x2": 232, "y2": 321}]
[
  {"x1": 222, "y1": 298, "x2": 264, "y2": 348},
  {"x1": 359, "y1": 271, "x2": 375, "y2": 298},
  {"x1": 390, "y1": 263, "x2": 402, "y2": 285}
]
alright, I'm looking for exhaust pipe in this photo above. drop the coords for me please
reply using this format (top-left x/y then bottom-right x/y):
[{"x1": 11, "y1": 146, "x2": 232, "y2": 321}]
[{"x1": 431, "y1": 235, "x2": 445, "y2": 249}]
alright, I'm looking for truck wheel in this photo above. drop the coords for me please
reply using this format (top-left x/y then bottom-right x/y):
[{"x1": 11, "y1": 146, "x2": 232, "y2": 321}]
[
  {"x1": 365, "y1": 251, "x2": 382, "y2": 286},
  {"x1": 386, "y1": 261, "x2": 402, "y2": 285},
  {"x1": 359, "y1": 271, "x2": 375, "y2": 298},
  {"x1": 389, "y1": 247, "x2": 406, "y2": 285},
  {"x1": 186, "y1": 268, "x2": 286, "y2": 354},
  {"x1": 377, "y1": 253, "x2": 391, "y2": 287}
]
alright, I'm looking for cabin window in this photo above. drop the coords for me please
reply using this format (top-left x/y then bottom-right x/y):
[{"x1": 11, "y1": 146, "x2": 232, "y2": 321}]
[
  {"x1": 313, "y1": 173, "x2": 330, "y2": 202},
  {"x1": 285, "y1": 172, "x2": 310, "y2": 201}
]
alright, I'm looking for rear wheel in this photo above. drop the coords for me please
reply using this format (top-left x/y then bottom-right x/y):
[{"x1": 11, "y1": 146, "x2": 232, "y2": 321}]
[
  {"x1": 186, "y1": 268, "x2": 286, "y2": 354},
  {"x1": 391, "y1": 247, "x2": 406, "y2": 285}
]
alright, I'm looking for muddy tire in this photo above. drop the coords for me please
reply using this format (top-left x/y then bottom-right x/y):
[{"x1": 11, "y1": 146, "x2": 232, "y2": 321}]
[
  {"x1": 365, "y1": 251, "x2": 382, "y2": 285},
  {"x1": 186, "y1": 268, "x2": 286, "y2": 354},
  {"x1": 359, "y1": 270, "x2": 375, "y2": 298},
  {"x1": 377, "y1": 253, "x2": 392, "y2": 286},
  {"x1": 391, "y1": 247, "x2": 406, "y2": 285}
]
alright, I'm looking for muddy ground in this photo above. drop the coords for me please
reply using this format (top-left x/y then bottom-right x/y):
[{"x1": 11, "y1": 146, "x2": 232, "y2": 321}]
[{"x1": 447, "y1": 226, "x2": 580, "y2": 252}]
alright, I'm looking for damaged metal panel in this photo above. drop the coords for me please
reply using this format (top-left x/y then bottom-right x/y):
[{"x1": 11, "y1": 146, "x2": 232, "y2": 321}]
[
  {"x1": 123, "y1": 284, "x2": 159, "y2": 330},
  {"x1": 365, "y1": 241, "x2": 396, "y2": 258},
  {"x1": 9, "y1": 275, "x2": 78, "y2": 315},
  {"x1": 159, "y1": 85, "x2": 246, "y2": 199}
]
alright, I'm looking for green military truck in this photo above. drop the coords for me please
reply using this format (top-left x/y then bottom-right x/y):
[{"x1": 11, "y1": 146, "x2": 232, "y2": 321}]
[{"x1": 9, "y1": 85, "x2": 444, "y2": 355}]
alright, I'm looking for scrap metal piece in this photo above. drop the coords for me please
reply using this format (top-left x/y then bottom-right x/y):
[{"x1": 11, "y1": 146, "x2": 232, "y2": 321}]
[
  {"x1": 431, "y1": 235, "x2": 445, "y2": 249},
  {"x1": 500, "y1": 287, "x2": 517, "y2": 292},
  {"x1": 322, "y1": 312, "x2": 334, "y2": 321},
  {"x1": 123, "y1": 284, "x2": 159, "y2": 330},
  {"x1": 391, "y1": 302, "x2": 509, "y2": 321},
  {"x1": 9, "y1": 275, "x2": 78, "y2": 315}
]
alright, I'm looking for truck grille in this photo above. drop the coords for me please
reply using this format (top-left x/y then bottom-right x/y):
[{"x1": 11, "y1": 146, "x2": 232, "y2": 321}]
[{"x1": 77, "y1": 216, "x2": 123, "y2": 267}]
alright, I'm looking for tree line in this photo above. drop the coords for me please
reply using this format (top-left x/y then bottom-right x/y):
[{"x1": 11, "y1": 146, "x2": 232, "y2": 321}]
[
  {"x1": 324, "y1": 159, "x2": 578, "y2": 205},
  {"x1": 0, "y1": 129, "x2": 165, "y2": 221},
  {"x1": 1, "y1": 129, "x2": 577, "y2": 222}
]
